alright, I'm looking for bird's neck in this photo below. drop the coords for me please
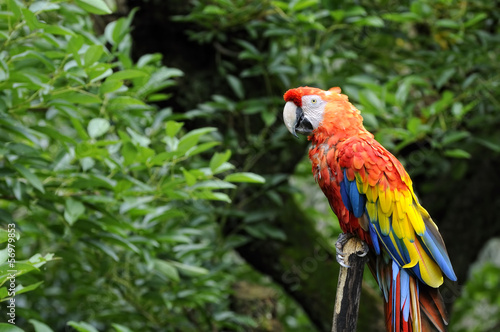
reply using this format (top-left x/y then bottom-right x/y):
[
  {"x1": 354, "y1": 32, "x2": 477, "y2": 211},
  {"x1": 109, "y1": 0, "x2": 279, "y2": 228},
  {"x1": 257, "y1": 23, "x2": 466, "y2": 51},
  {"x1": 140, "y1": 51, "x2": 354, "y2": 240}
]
[{"x1": 309, "y1": 102, "x2": 371, "y2": 146}]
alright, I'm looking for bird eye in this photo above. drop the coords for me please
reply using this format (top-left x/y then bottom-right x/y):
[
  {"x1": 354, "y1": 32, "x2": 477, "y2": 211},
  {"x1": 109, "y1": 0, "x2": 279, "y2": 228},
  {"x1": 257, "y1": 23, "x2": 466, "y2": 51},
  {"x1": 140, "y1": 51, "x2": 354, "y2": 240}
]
[{"x1": 311, "y1": 98, "x2": 317, "y2": 104}]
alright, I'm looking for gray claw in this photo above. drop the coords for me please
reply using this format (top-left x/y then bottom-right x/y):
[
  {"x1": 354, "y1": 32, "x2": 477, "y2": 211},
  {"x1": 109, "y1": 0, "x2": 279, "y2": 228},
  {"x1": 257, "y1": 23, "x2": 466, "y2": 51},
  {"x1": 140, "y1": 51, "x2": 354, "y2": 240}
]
[
  {"x1": 356, "y1": 241, "x2": 369, "y2": 257},
  {"x1": 335, "y1": 233, "x2": 353, "y2": 254},
  {"x1": 336, "y1": 254, "x2": 350, "y2": 268},
  {"x1": 357, "y1": 250, "x2": 368, "y2": 257},
  {"x1": 335, "y1": 233, "x2": 368, "y2": 267}
]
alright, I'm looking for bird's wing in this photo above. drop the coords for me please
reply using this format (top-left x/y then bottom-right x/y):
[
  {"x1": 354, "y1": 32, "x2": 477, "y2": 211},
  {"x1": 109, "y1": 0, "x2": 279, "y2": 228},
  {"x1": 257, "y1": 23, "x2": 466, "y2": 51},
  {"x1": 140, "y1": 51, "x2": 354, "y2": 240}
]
[{"x1": 335, "y1": 136, "x2": 456, "y2": 287}]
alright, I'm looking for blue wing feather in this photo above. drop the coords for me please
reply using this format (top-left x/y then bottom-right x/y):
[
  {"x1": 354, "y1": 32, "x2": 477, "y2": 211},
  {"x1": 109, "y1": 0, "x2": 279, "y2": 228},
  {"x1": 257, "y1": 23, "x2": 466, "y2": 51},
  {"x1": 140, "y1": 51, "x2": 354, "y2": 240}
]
[
  {"x1": 421, "y1": 229, "x2": 457, "y2": 281},
  {"x1": 340, "y1": 169, "x2": 365, "y2": 218},
  {"x1": 339, "y1": 180, "x2": 352, "y2": 212}
]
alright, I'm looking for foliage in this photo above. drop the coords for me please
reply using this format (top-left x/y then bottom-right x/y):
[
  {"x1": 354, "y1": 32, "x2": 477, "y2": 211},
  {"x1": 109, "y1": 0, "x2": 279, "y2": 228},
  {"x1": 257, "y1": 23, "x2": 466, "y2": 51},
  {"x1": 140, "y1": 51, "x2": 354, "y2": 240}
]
[
  {"x1": 0, "y1": 0, "x2": 499, "y2": 331},
  {"x1": 179, "y1": 0, "x2": 500, "y2": 183},
  {"x1": 451, "y1": 263, "x2": 500, "y2": 332},
  {"x1": 451, "y1": 238, "x2": 500, "y2": 332},
  {"x1": 0, "y1": 0, "x2": 264, "y2": 331}
]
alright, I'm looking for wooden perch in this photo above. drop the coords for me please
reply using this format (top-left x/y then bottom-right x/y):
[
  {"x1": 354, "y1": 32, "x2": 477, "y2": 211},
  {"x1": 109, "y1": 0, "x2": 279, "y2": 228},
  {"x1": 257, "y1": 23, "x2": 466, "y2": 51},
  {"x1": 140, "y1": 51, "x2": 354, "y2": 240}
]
[{"x1": 331, "y1": 237, "x2": 369, "y2": 332}]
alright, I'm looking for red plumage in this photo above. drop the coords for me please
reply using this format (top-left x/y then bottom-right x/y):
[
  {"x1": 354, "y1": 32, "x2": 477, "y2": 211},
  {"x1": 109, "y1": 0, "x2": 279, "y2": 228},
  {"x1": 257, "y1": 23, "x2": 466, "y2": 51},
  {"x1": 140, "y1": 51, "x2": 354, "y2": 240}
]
[{"x1": 284, "y1": 88, "x2": 303, "y2": 107}]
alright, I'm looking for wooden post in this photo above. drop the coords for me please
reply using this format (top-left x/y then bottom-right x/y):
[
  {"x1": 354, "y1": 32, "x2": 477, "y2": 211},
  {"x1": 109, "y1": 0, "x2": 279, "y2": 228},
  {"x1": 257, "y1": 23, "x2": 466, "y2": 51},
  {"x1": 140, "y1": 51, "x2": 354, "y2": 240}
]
[{"x1": 331, "y1": 237, "x2": 369, "y2": 332}]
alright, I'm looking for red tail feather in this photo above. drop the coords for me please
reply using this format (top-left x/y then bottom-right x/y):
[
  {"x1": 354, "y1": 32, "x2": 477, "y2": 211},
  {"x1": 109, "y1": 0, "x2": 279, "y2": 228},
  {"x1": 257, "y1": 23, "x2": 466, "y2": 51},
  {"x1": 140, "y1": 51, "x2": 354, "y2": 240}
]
[
  {"x1": 419, "y1": 286, "x2": 448, "y2": 332},
  {"x1": 370, "y1": 257, "x2": 449, "y2": 332}
]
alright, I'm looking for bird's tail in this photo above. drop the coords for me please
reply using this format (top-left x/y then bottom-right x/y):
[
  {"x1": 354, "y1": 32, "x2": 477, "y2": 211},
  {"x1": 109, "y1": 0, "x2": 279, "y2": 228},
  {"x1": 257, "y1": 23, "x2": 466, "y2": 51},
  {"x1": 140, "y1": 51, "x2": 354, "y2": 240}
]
[{"x1": 369, "y1": 255, "x2": 449, "y2": 332}]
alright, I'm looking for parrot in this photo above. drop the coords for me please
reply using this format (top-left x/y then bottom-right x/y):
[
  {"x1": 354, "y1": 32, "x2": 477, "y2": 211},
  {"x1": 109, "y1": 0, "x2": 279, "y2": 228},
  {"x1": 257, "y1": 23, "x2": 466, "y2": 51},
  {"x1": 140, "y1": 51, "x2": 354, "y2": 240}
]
[{"x1": 282, "y1": 86, "x2": 457, "y2": 332}]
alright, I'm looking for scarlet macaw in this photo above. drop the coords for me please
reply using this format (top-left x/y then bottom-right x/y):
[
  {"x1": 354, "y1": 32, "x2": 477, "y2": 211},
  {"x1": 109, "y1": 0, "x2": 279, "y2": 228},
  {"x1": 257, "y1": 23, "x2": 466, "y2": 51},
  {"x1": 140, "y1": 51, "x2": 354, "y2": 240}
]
[{"x1": 282, "y1": 86, "x2": 457, "y2": 332}]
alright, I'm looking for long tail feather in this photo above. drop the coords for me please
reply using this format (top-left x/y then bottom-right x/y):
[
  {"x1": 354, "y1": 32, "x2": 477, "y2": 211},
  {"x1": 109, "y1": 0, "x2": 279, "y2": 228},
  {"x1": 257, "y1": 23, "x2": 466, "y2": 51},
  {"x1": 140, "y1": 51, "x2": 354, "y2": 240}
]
[
  {"x1": 370, "y1": 255, "x2": 449, "y2": 332},
  {"x1": 419, "y1": 285, "x2": 448, "y2": 332}
]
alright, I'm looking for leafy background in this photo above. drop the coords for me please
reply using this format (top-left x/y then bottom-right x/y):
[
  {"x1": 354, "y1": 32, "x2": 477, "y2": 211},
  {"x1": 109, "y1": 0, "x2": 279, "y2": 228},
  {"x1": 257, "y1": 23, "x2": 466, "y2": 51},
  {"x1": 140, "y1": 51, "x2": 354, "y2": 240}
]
[{"x1": 0, "y1": 0, "x2": 499, "y2": 331}]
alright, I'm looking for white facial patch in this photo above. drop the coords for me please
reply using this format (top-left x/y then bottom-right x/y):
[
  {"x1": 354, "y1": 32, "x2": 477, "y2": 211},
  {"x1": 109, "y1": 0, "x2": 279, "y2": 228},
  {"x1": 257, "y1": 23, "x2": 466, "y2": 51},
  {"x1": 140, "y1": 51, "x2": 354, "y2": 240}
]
[{"x1": 301, "y1": 95, "x2": 326, "y2": 131}]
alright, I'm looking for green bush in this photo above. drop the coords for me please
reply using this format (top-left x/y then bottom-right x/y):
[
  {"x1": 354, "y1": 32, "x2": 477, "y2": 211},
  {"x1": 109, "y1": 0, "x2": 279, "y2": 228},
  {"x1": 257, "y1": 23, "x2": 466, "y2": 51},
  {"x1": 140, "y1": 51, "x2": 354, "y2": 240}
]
[{"x1": 0, "y1": 1, "x2": 264, "y2": 330}]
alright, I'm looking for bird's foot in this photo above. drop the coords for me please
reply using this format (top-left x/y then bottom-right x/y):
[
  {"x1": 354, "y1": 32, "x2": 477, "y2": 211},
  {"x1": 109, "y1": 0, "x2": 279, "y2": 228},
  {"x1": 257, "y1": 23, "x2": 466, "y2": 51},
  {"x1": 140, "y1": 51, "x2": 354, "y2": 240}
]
[
  {"x1": 355, "y1": 240, "x2": 369, "y2": 258},
  {"x1": 335, "y1": 233, "x2": 354, "y2": 268},
  {"x1": 335, "y1": 233, "x2": 369, "y2": 268}
]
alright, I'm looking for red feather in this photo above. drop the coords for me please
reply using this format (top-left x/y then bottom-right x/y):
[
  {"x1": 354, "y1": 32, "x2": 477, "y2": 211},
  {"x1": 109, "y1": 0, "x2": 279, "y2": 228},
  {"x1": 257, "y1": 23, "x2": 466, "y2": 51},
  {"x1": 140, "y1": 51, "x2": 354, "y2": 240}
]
[{"x1": 283, "y1": 88, "x2": 303, "y2": 107}]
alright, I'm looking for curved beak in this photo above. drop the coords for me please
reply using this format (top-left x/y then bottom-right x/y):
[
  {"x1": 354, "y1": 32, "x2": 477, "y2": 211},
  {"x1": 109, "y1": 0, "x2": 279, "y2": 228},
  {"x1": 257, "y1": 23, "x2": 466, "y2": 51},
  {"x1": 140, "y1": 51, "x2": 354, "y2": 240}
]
[{"x1": 283, "y1": 101, "x2": 313, "y2": 137}]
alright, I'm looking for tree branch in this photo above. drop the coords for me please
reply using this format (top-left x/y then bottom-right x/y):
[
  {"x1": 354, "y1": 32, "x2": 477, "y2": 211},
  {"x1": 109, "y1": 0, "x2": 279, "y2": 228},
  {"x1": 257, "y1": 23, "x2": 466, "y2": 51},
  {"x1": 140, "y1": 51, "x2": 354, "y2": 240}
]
[{"x1": 332, "y1": 237, "x2": 369, "y2": 332}]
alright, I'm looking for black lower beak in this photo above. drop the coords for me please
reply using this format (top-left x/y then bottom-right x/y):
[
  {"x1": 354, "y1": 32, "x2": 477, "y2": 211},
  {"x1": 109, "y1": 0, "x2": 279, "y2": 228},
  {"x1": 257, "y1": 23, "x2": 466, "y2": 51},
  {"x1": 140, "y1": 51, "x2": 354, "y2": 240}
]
[{"x1": 294, "y1": 107, "x2": 313, "y2": 136}]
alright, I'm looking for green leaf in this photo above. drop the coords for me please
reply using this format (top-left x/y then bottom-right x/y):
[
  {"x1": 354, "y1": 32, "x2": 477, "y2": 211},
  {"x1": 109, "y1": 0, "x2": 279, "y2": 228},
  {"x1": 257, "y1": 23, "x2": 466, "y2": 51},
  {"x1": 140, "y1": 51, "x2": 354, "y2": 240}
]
[
  {"x1": 87, "y1": 240, "x2": 119, "y2": 261},
  {"x1": 22, "y1": 8, "x2": 42, "y2": 30},
  {"x1": 0, "y1": 230, "x2": 7, "y2": 244},
  {"x1": 111, "y1": 324, "x2": 133, "y2": 332},
  {"x1": 359, "y1": 89, "x2": 384, "y2": 113},
  {"x1": 107, "y1": 96, "x2": 149, "y2": 112},
  {"x1": 64, "y1": 198, "x2": 85, "y2": 225},
  {"x1": 0, "y1": 262, "x2": 38, "y2": 285},
  {"x1": 84, "y1": 45, "x2": 104, "y2": 67},
  {"x1": 168, "y1": 261, "x2": 209, "y2": 277},
  {"x1": 67, "y1": 321, "x2": 99, "y2": 332},
  {"x1": 153, "y1": 259, "x2": 179, "y2": 282},
  {"x1": 0, "y1": 248, "x2": 8, "y2": 264},
  {"x1": 444, "y1": 149, "x2": 471, "y2": 159},
  {"x1": 261, "y1": 110, "x2": 276, "y2": 127},
  {"x1": 194, "y1": 191, "x2": 231, "y2": 203},
  {"x1": 185, "y1": 142, "x2": 220, "y2": 157},
  {"x1": 0, "y1": 324, "x2": 25, "y2": 332},
  {"x1": 292, "y1": 0, "x2": 318, "y2": 11},
  {"x1": 87, "y1": 118, "x2": 110, "y2": 138},
  {"x1": 354, "y1": 16, "x2": 384, "y2": 27},
  {"x1": 166, "y1": 121, "x2": 184, "y2": 137},
  {"x1": 68, "y1": 35, "x2": 84, "y2": 66},
  {"x1": 30, "y1": 319, "x2": 55, "y2": 332},
  {"x1": 202, "y1": 5, "x2": 226, "y2": 15},
  {"x1": 44, "y1": 24, "x2": 74, "y2": 36},
  {"x1": 29, "y1": 2, "x2": 60, "y2": 13},
  {"x1": 382, "y1": 12, "x2": 420, "y2": 23},
  {"x1": 475, "y1": 138, "x2": 500, "y2": 153},
  {"x1": 8, "y1": 0, "x2": 23, "y2": 20},
  {"x1": 182, "y1": 168, "x2": 197, "y2": 186},
  {"x1": 0, "y1": 58, "x2": 8, "y2": 82},
  {"x1": 33, "y1": 126, "x2": 77, "y2": 144},
  {"x1": 106, "y1": 69, "x2": 148, "y2": 81},
  {"x1": 176, "y1": 127, "x2": 217, "y2": 155},
  {"x1": 435, "y1": 19, "x2": 460, "y2": 29},
  {"x1": 126, "y1": 127, "x2": 151, "y2": 147},
  {"x1": 436, "y1": 68, "x2": 456, "y2": 89},
  {"x1": 16, "y1": 280, "x2": 44, "y2": 295},
  {"x1": 442, "y1": 131, "x2": 470, "y2": 146},
  {"x1": 464, "y1": 13, "x2": 487, "y2": 28},
  {"x1": 224, "y1": 172, "x2": 265, "y2": 184},
  {"x1": 52, "y1": 91, "x2": 102, "y2": 104},
  {"x1": 192, "y1": 180, "x2": 236, "y2": 190},
  {"x1": 137, "y1": 67, "x2": 183, "y2": 98},
  {"x1": 0, "y1": 287, "x2": 9, "y2": 300},
  {"x1": 74, "y1": 0, "x2": 112, "y2": 15},
  {"x1": 100, "y1": 79, "x2": 123, "y2": 94},
  {"x1": 226, "y1": 75, "x2": 244, "y2": 99},
  {"x1": 209, "y1": 150, "x2": 231, "y2": 173},
  {"x1": 14, "y1": 164, "x2": 45, "y2": 193},
  {"x1": 121, "y1": 142, "x2": 137, "y2": 166},
  {"x1": 407, "y1": 117, "x2": 422, "y2": 135}
]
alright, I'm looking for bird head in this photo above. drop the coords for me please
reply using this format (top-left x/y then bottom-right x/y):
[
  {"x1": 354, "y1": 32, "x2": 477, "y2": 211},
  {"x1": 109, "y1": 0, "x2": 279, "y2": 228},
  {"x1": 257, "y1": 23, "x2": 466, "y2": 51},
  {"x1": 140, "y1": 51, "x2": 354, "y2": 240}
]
[
  {"x1": 283, "y1": 86, "x2": 363, "y2": 139},
  {"x1": 283, "y1": 86, "x2": 340, "y2": 137}
]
